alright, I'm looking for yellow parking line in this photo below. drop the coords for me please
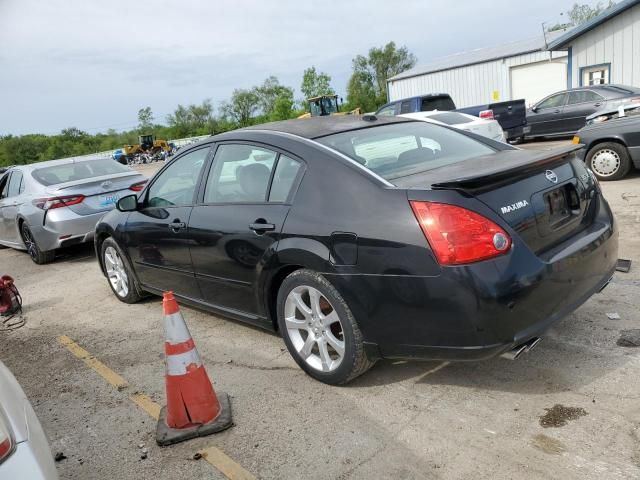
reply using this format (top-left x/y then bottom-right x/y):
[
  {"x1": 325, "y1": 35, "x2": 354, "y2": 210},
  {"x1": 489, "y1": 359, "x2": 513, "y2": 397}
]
[
  {"x1": 58, "y1": 335, "x2": 128, "y2": 389},
  {"x1": 58, "y1": 335, "x2": 256, "y2": 480},
  {"x1": 200, "y1": 446, "x2": 257, "y2": 480},
  {"x1": 130, "y1": 392, "x2": 161, "y2": 420}
]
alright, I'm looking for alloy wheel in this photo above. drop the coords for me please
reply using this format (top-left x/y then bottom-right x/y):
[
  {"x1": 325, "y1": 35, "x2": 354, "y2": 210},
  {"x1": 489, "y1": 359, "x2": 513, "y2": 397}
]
[
  {"x1": 284, "y1": 285, "x2": 345, "y2": 372},
  {"x1": 104, "y1": 246, "x2": 129, "y2": 297},
  {"x1": 591, "y1": 149, "x2": 621, "y2": 177},
  {"x1": 21, "y1": 224, "x2": 38, "y2": 261}
]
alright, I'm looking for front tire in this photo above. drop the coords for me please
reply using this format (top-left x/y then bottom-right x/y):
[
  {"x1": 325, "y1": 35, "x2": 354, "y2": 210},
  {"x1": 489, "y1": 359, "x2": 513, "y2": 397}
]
[
  {"x1": 586, "y1": 142, "x2": 631, "y2": 181},
  {"x1": 101, "y1": 237, "x2": 142, "y2": 303},
  {"x1": 20, "y1": 223, "x2": 55, "y2": 264},
  {"x1": 277, "y1": 269, "x2": 375, "y2": 385}
]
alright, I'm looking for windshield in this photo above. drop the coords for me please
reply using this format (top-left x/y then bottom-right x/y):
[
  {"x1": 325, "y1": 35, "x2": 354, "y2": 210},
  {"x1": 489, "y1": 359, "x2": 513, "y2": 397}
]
[
  {"x1": 32, "y1": 159, "x2": 131, "y2": 186},
  {"x1": 317, "y1": 121, "x2": 496, "y2": 181}
]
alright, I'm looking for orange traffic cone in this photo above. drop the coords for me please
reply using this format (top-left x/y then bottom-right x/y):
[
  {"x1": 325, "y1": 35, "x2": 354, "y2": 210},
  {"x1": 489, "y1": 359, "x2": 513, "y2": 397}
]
[{"x1": 156, "y1": 291, "x2": 233, "y2": 446}]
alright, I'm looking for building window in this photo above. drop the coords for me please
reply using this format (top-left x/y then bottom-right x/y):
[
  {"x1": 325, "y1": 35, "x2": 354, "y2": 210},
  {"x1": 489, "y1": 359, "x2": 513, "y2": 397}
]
[{"x1": 582, "y1": 65, "x2": 609, "y2": 86}]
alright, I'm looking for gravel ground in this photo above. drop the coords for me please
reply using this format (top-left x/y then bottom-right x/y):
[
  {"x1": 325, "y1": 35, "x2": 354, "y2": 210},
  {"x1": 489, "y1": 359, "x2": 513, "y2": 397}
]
[{"x1": 1, "y1": 141, "x2": 639, "y2": 479}]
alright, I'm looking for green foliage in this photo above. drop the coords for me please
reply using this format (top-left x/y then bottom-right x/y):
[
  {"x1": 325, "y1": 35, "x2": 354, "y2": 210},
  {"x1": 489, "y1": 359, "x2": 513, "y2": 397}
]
[
  {"x1": 547, "y1": 1, "x2": 616, "y2": 31},
  {"x1": 220, "y1": 89, "x2": 260, "y2": 127},
  {"x1": 346, "y1": 41, "x2": 417, "y2": 111},
  {"x1": 137, "y1": 107, "x2": 154, "y2": 132},
  {"x1": 300, "y1": 67, "x2": 335, "y2": 100},
  {"x1": 166, "y1": 99, "x2": 217, "y2": 137}
]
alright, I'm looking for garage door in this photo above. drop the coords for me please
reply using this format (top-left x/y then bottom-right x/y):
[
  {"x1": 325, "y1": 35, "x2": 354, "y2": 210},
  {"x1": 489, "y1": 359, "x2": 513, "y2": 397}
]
[{"x1": 511, "y1": 60, "x2": 567, "y2": 107}]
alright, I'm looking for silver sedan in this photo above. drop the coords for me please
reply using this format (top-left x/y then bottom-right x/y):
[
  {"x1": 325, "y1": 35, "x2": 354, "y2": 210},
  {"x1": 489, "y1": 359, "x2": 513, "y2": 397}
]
[
  {"x1": 0, "y1": 158, "x2": 146, "y2": 264},
  {"x1": 0, "y1": 360, "x2": 58, "y2": 479}
]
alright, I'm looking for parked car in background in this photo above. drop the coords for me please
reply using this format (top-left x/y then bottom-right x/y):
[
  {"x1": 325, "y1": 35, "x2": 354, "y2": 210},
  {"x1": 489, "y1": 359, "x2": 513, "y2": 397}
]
[
  {"x1": 525, "y1": 84, "x2": 640, "y2": 140},
  {"x1": 95, "y1": 116, "x2": 616, "y2": 385},
  {"x1": 0, "y1": 360, "x2": 58, "y2": 479},
  {"x1": 586, "y1": 102, "x2": 640, "y2": 125},
  {"x1": 574, "y1": 113, "x2": 640, "y2": 180},
  {"x1": 0, "y1": 158, "x2": 147, "y2": 264},
  {"x1": 376, "y1": 93, "x2": 526, "y2": 141},
  {"x1": 400, "y1": 111, "x2": 505, "y2": 142}
]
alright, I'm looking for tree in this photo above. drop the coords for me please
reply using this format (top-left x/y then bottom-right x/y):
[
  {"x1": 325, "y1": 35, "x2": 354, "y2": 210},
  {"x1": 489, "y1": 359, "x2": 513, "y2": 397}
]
[
  {"x1": 254, "y1": 76, "x2": 294, "y2": 117},
  {"x1": 548, "y1": 1, "x2": 616, "y2": 31},
  {"x1": 346, "y1": 41, "x2": 416, "y2": 110},
  {"x1": 300, "y1": 67, "x2": 334, "y2": 100},
  {"x1": 166, "y1": 100, "x2": 216, "y2": 137},
  {"x1": 269, "y1": 95, "x2": 295, "y2": 121},
  {"x1": 220, "y1": 89, "x2": 259, "y2": 127},
  {"x1": 137, "y1": 107, "x2": 154, "y2": 132}
]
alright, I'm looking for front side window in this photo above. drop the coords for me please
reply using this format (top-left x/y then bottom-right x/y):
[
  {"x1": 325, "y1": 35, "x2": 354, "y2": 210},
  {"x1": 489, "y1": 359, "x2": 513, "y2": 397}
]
[
  {"x1": 7, "y1": 171, "x2": 23, "y2": 197},
  {"x1": 537, "y1": 93, "x2": 567, "y2": 110},
  {"x1": 377, "y1": 104, "x2": 397, "y2": 116},
  {"x1": 318, "y1": 121, "x2": 495, "y2": 181},
  {"x1": 400, "y1": 101, "x2": 412, "y2": 114},
  {"x1": 147, "y1": 147, "x2": 209, "y2": 207},
  {"x1": 0, "y1": 173, "x2": 10, "y2": 199},
  {"x1": 204, "y1": 145, "x2": 277, "y2": 203}
]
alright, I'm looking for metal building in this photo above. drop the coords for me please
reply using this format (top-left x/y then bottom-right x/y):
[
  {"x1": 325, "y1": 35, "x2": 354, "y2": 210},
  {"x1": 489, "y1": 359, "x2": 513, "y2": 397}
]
[
  {"x1": 387, "y1": 31, "x2": 568, "y2": 108},
  {"x1": 548, "y1": 0, "x2": 640, "y2": 88}
]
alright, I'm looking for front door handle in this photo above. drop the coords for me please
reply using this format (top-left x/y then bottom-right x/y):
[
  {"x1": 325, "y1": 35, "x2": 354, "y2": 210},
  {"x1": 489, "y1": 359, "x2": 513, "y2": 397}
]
[
  {"x1": 553, "y1": 109, "x2": 561, "y2": 114},
  {"x1": 169, "y1": 221, "x2": 186, "y2": 233},
  {"x1": 594, "y1": 102, "x2": 602, "y2": 107},
  {"x1": 249, "y1": 222, "x2": 275, "y2": 233}
]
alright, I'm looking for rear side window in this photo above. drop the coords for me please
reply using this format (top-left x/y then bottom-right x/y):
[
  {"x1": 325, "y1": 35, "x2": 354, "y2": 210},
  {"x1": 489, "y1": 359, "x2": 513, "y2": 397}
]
[
  {"x1": 318, "y1": 122, "x2": 495, "y2": 181},
  {"x1": 568, "y1": 90, "x2": 604, "y2": 104},
  {"x1": 269, "y1": 155, "x2": 302, "y2": 202},
  {"x1": 204, "y1": 145, "x2": 277, "y2": 203},
  {"x1": 428, "y1": 112, "x2": 473, "y2": 125},
  {"x1": 32, "y1": 159, "x2": 131, "y2": 186},
  {"x1": 7, "y1": 171, "x2": 23, "y2": 197},
  {"x1": 421, "y1": 96, "x2": 456, "y2": 111}
]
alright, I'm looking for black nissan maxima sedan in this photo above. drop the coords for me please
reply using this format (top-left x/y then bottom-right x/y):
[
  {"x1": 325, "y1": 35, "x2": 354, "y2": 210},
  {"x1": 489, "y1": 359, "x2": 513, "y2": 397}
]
[{"x1": 94, "y1": 116, "x2": 618, "y2": 385}]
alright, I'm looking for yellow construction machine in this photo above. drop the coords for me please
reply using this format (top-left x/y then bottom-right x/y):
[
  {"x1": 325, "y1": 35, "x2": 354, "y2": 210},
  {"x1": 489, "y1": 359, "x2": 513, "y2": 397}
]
[
  {"x1": 122, "y1": 134, "x2": 172, "y2": 159},
  {"x1": 298, "y1": 95, "x2": 362, "y2": 119}
]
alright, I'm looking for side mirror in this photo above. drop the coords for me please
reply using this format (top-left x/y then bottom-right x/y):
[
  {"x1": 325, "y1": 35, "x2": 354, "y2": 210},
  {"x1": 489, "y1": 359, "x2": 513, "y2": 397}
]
[
  {"x1": 530, "y1": 106, "x2": 538, "y2": 113},
  {"x1": 116, "y1": 194, "x2": 139, "y2": 212}
]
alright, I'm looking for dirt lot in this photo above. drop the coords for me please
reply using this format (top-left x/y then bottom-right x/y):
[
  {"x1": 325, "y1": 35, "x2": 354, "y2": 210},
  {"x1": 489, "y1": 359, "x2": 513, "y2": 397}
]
[{"x1": 2, "y1": 141, "x2": 640, "y2": 479}]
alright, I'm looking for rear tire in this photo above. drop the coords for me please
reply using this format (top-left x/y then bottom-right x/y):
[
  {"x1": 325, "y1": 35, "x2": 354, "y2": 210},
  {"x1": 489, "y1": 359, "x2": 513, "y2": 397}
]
[
  {"x1": 586, "y1": 142, "x2": 631, "y2": 181},
  {"x1": 277, "y1": 269, "x2": 375, "y2": 385},
  {"x1": 101, "y1": 237, "x2": 142, "y2": 304},
  {"x1": 20, "y1": 223, "x2": 55, "y2": 264}
]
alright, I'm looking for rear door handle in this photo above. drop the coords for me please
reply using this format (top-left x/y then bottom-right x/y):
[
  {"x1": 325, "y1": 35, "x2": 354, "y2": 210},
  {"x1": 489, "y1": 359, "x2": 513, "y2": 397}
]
[
  {"x1": 169, "y1": 221, "x2": 186, "y2": 232},
  {"x1": 594, "y1": 102, "x2": 602, "y2": 107},
  {"x1": 553, "y1": 109, "x2": 561, "y2": 114},
  {"x1": 249, "y1": 222, "x2": 275, "y2": 233}
]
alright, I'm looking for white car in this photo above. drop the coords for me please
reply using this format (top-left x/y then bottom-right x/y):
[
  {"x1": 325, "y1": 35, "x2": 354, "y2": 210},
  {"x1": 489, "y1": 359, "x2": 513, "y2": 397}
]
[
  {"x1": 400, "y1": 111, "x2": 506, "y2": 142},
  {"x1": 0, "y1": 361, "x2": 58, "y2": 479}
]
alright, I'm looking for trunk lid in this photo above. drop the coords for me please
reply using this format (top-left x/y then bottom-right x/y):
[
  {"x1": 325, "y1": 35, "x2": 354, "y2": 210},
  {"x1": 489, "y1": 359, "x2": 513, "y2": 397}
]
[
  {"x1": 396, "y1": 145, "x2": 599, "y2": 254},
  {"x1": 46, "y1": 171, "x2": 146, "y2": 215}
]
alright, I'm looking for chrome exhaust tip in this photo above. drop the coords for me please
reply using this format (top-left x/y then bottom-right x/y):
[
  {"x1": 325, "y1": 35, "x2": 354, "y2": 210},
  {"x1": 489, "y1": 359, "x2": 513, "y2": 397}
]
[{"x1": 500, "y1": 337, "x2": 541, "y2": 360}]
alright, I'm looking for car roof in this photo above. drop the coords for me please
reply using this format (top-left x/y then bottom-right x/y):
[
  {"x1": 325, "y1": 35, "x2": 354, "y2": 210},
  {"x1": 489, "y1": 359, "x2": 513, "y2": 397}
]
[{"x1": 237, "y1": 115, "x2": 413, "y2": 140}]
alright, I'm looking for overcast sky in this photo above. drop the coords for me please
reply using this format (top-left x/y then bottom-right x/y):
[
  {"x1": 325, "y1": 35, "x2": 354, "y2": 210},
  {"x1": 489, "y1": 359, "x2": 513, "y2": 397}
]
[{"x1": 0, "y1": 0, "x2": 580, "y2": 135}]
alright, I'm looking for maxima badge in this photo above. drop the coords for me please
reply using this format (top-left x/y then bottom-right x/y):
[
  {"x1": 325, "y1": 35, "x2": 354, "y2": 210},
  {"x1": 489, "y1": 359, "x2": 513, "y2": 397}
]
[{"x1": 545, "y1": 170, "x2": 558, "y2": 184}]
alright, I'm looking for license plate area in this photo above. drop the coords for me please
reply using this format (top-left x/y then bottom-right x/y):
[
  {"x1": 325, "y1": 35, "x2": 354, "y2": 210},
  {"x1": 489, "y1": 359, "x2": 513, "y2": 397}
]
[
  {"x1": 99, "y1": 193, "x2": 120, "y2": 207},
  {"x1": 535, "y1": 182, "x2": 582, "y2": 236}
]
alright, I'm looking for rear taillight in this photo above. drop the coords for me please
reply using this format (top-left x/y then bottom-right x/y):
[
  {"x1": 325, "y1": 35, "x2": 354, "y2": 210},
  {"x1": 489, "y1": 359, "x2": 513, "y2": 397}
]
[
  {"x1": 479, "y1": 109, "x2": 494, "y2": 120},
  {"x1": 129, "y1": 180, "x2": 148, "y2": 192},
  {"x1": 33, "y1": 195, "x2": 85, "y2": 210},
  {"x1": 410, "y1": 201, "x2": 511, "y2": 265},
  {"x1": 0, "y1": 410, "x2": 15, "y2": 464}
]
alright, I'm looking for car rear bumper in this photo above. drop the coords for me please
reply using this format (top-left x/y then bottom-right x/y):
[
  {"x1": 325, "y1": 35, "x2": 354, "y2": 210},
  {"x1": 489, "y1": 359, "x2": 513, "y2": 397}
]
[
  {"x1": 29, "y1": 209, "x2": 107, "y2": 251},
  {"x1": 325, "y1": 200, "x2": 618, "y2": 361}
]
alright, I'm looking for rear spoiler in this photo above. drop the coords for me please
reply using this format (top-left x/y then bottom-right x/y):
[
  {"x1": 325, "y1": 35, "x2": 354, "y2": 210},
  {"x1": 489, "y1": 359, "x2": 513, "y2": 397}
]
[
  {"x1": 428, "y1": 144, "x2": 584, "y2": 191},
  {"x1": 46, "y1": 171, "x2": 140, "y2": 192}
]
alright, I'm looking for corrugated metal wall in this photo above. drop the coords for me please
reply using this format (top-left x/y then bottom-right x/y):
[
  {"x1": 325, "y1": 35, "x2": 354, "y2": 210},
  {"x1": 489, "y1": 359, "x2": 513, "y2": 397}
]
[
  {"x1": 570, "y1": 3, "x2": 640, "y2": 87},
  {"x1": 388, "y1": 51, "x2": 566, "y2": 107}
]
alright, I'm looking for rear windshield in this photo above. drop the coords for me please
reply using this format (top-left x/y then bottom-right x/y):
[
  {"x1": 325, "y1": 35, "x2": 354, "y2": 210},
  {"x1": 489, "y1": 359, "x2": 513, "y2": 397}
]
[
  {"x1": 421, "y1": 96, "x2": 455, "y2": 111},
  {"x1": 427, "y1": 112, "x2": 472, "y2": 125},
  {"x1": 317, "y1": 121, "x2": 496, "y2": 181},
  {"x1": 32, "y1": 159, "x2": 131, "y2": 186}
]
